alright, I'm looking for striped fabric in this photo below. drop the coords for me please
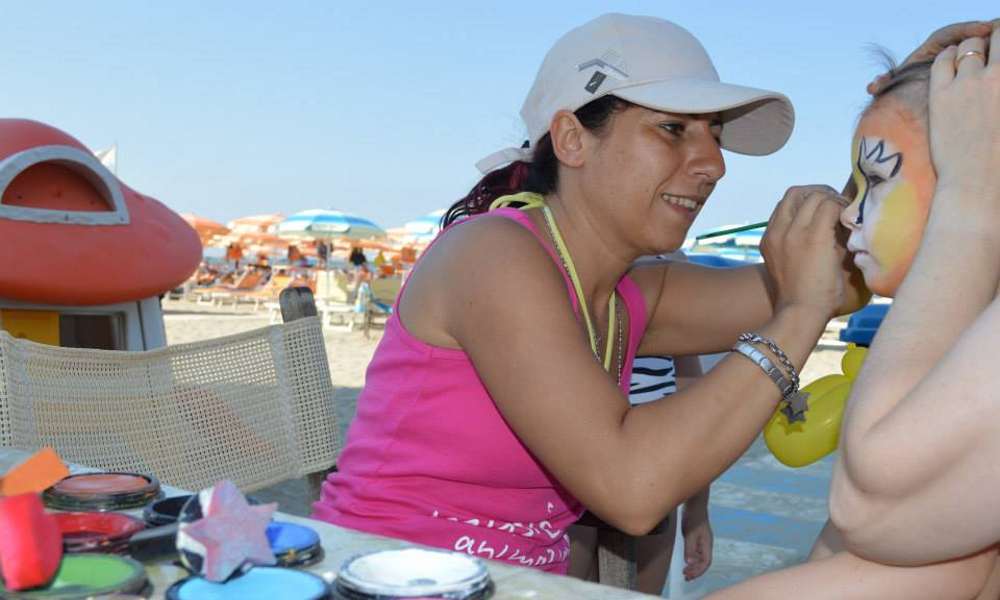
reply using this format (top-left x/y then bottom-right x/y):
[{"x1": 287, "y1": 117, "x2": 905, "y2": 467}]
[
  {"x1": 277, "y1": 209, "x2": 385, "y2": 240},
  {"x1": 628, "y1": 355, "x2": 677, "y2": 405}
]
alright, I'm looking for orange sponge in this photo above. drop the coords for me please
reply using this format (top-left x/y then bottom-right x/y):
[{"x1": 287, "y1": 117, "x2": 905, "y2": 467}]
[{"x1": 0, "y1": 447, "x2": 69, "y2": 496}]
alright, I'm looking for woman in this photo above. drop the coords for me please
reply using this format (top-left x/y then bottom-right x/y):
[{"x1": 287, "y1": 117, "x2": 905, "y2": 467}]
[
  {"x1": 709, "y1": 24, "x2": 1000, "y2": 600},
  {"x1": 311, "y1": 13, "x2": 866, "y2": 574}
]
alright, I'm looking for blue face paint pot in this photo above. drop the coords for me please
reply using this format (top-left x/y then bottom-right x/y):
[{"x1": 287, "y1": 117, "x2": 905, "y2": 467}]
[
  {"x1": 267, "y1": 521, "x2": 324, "y2": 568},
  {"x1": 166, "y1": 567, "x2": 331, "y2": 600}
]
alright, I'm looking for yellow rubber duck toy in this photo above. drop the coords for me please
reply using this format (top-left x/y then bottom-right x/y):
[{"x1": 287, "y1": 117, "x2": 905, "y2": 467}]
[{"x1": 764, "y1": 343, "x2": 867, "y2": 467}]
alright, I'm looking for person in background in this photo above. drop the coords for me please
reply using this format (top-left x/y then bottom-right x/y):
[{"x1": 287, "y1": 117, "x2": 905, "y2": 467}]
[{"x1": 317, "y1": 240, "x2": 330, "y2": 268}]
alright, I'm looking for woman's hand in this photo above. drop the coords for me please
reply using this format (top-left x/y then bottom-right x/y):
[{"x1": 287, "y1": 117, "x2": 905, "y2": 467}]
[
  {"x1": 868, "y1": 19, "x2": 997, "y2": 94},
  {"x1": 761, "y1": 185, "x2": 849, "y2": 319},
  {"x1": 929, "y1": 29, "x2": 1000, "y2": 218},
  {"x1": 681, "y1": 499, "x2": 714, "y2": 581}
]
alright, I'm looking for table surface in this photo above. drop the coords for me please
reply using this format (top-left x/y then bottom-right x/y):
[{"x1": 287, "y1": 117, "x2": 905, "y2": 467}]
[{"x1": 1, "y1": 447, "x2": 655, "y2": 599}]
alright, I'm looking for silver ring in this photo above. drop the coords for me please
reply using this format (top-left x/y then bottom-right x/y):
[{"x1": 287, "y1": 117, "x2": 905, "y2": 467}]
[{"x1": 956, "y1": 49, "x2": 986, "y2": 66}]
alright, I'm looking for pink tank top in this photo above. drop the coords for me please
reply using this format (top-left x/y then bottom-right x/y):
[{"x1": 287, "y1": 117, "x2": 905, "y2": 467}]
[{"x1": 311, "y1": 208, "x2": 648, "y2": 573}]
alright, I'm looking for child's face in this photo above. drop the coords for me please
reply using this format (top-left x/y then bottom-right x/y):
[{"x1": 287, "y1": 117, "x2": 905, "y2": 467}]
[{"x1": 840, "y1": 97, "x2": 936, "y2": 297}]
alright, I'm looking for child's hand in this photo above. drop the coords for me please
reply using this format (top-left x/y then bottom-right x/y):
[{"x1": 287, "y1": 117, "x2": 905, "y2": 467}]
[{"x1": 682, "y1": 503, "x2": 714, "y2": 581}]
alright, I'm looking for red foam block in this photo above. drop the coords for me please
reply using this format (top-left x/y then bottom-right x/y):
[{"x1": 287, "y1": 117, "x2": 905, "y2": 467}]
[{"x1": 0, "y1": 494, "x2": 62, "y2": 590}]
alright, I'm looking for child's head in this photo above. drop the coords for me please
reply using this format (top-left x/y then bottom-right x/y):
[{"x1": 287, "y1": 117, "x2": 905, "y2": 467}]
[{"x1": 840, "y1": 60, "x2": 935, "y2": 297}]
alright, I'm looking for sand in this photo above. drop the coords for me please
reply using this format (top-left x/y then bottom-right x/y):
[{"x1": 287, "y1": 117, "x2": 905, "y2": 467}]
[{"x1": 162, "y1": 298, "x2": 848, "y2": 516}]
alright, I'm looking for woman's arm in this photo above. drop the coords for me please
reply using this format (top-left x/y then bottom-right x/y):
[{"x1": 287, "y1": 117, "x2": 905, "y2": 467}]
[
  {"x1": 831, "y1": 32, "x2": 1000, "y2": 563},
  {"x1": 633, "y1": 185, "x2": 868, "y2": 357}
]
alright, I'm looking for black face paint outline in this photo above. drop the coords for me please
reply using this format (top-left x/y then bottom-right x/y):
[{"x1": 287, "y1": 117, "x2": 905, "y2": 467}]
[{"x1": 854, "y1": 138, "x2": 903, "y2": 225}]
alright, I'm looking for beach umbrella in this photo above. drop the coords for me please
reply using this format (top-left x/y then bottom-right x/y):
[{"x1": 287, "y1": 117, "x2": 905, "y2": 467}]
[
  {"x1": 404, "y1": 209, "x2": 446, "y2": 239},
  {"x1": 277, "y1": 209, "x2": 386, "y2": 241},
  {"x1": 181, "y1": 213, "x2": 230, "y2": 245}
]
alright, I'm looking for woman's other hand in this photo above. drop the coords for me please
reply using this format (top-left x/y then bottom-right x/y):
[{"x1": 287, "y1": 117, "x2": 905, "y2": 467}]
[
  {"x1": 761, "y1": 185, "x2": 849, "y2": 319},
  {"x1": 868, "y1": 20, "x2": 997, "y2": 94},
  {"x1": 929, "y1": 29, "x2": 1000, "y2": 217}
]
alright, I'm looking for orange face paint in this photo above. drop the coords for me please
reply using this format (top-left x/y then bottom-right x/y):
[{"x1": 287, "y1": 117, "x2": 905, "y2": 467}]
[{"x1": 841, "y1": 97, "x2": 936, "y2": 297}]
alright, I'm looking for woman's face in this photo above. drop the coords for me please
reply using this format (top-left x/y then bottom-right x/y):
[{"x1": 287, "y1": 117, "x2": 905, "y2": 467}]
[
  {"x1": 840, "y1": 96, "x2": 936, "y2": 297},
  {"x1": 580, "y1": 106, "x2": 725, "y2": 252}
]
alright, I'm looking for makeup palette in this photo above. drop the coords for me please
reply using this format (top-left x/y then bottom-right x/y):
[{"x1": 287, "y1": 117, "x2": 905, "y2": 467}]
[
  {"x1": 267, "y1": 521, "x2": 324, "y2": 568},
  {"x1": 43, "y1": 472, "x2": 161, "y2": 512},
  {"x1": 53, "y1": 512, "x2": 145, "y2": 554},
  {"x1": 335, "y1": 548, "x2": 493, "y2": 599},
  {"x1": 0, "y1": 553, "x2": 150, "y2": 599},
  {"x1": 165, "y1": 566, "x2": 331, "y2": 600}
]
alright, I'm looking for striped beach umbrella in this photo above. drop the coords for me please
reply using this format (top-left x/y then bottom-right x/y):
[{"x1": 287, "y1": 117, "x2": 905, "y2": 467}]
[
  {"x1": 277, "y1": 209, "x2": 386, "y2": 241},
  {"x1": 404, "y1": 209, "x2": 446, "y2": 240}
]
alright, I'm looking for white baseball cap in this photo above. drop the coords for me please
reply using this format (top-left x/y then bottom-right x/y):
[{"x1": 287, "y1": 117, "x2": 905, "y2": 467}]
[{"x1": 476, "y1": 13, "x2": 795, "y2": 173}]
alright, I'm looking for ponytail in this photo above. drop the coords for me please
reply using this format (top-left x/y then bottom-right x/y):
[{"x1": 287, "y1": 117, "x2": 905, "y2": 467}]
[{"x1": 443, "y1": 95, "x2": 631, "y2": 227}]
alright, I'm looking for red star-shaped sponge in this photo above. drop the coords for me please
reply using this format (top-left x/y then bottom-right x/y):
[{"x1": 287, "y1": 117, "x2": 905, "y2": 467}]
[{"x1": 176, "y1": 480, "x2": 277, "y2": 582}]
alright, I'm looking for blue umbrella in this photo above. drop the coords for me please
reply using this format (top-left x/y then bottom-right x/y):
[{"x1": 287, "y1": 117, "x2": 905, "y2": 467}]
[
  {"x1": 402, "y1": 209, "x2": 446, "y2": 242},
  {"x1": 277, "y1": 209, "x2": 386, "y2": 240}
]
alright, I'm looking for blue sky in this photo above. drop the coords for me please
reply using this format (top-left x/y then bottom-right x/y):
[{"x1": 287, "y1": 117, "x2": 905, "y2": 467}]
[{"x1": 2, "y1": 2, "x2": 994, "y2": 233}]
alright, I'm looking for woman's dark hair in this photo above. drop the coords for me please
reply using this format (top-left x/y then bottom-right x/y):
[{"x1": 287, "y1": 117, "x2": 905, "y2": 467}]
[{"x1": 442, "y1": 95, "x2": 633, "y2": 227}]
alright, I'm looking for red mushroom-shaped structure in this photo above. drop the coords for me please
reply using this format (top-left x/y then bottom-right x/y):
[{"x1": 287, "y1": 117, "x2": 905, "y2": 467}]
[{"x1": 0, "y1": 119, "x2": 200, "y2": 306}]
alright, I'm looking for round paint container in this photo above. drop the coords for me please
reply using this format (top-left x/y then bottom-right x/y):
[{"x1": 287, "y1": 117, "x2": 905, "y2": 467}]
[
  {"x1": 43, "y1": 472, "x2": 161, "y2": 512},
  {"x1": 144, "y1": 493, "x2": 263, "y2": 527},
  {"x1": 268, "y1": 521, "x2": 324, "y2": 568},
  {"x1": 335, "y1": 548, "x2": 493, "y2": 599},
  {"x1": 0, "y1": 553, "x2": 150, "y2": 599},
  {"x1": 54, "y1": 511, "x2": 145, "y2": 554},
  {"x1": 142, "y1": 494, "x2": 193, "y2": 527},
  {"x1": 166, "y1": 566, "x2": 332, "y2": 600}
]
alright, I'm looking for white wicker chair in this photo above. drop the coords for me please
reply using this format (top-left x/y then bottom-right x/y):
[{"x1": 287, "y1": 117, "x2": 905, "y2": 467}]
[{"x1": 0, "y1": 315, "x2": 340, "y2": 494}]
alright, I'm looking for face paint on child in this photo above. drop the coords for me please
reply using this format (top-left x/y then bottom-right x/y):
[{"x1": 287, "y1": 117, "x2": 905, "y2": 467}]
[{"x1": 841, "y1": 97, "x2": 936, "y2": 297}]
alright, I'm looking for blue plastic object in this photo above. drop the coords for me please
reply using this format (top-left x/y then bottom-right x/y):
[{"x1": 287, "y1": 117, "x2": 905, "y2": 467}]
[{"x1": 839, "y1": 303, "x2": 890, "y2": 347}]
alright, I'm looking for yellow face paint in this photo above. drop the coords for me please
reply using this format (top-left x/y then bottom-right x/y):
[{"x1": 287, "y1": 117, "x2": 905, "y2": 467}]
[
  {"x1": 840, "y1": 97, "x2": 936, "y2": 297},
  {"x1": 870, "y1": 180, "x2": 922, "y2": 274}
]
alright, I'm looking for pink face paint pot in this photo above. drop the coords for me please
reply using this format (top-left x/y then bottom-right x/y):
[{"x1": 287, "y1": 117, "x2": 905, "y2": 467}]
[
  {"x1": 53, "y1": 512, "x2": 146, "y2": 554},
  {"x1": 43, "y1": 473, "x2": 161, "y2": 511},
  {"x1": 166, "y1": 566, "x2": 331, "y2": 600},
  {"x1": 335, "y1": 548, "x2": 493, "y2": 599}
]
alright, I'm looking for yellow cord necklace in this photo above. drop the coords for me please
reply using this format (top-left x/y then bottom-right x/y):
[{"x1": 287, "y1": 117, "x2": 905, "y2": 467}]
[{"x1": 489, "y1": 192, "x2": 621, "y2": 378}]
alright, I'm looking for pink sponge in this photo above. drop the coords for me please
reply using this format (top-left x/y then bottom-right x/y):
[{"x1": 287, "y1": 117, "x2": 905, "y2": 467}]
[{"x1": 0, "y1": 493, "x2": 62, "y2": 590}]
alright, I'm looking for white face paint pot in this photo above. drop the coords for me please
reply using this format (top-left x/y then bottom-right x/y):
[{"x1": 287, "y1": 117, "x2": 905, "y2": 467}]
[{"x1": 334, "y1": 548, "x2": 493, "y2": 599}]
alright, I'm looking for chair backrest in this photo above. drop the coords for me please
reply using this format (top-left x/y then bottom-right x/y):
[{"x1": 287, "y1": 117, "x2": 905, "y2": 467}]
[
  {"x1": 370, "y1": 276, "x2": 401, "y2": 304},
  {"x1": 0, "y1": 316, "x2": 340, "y2": 493},
  {"x1": 313, "y1": 270, "x2": 352, "y2": 304}
]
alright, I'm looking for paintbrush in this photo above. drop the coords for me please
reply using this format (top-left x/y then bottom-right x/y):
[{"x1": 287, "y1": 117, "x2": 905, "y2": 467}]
[{"x1": 694, "y1": 221, "x2": 768, "y2": 242}]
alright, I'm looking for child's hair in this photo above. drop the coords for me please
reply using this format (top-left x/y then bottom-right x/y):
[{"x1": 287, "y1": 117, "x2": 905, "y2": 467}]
[
  {"x1": 442, "y1": 95, "x2": 634, "y2": 227},
  {"x1": 868, "y1": 51, "x2": 934, "y2": 122}
]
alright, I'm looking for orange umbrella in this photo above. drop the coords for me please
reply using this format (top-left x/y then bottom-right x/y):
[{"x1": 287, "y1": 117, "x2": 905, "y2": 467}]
[
  {"x1": 227, "y1": 213, "x2": 284, "y2": 234},
  {"x1": 237, "y1": 232, "x2": 289, "y2": 248},
  {"x1": 351, "y1": 239, "x2": 398, "y2": 252},
  {"x1": 181, "y1": 213, "x2": 230, "y2": 245}
]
